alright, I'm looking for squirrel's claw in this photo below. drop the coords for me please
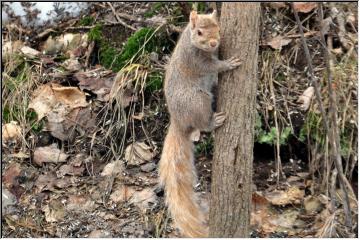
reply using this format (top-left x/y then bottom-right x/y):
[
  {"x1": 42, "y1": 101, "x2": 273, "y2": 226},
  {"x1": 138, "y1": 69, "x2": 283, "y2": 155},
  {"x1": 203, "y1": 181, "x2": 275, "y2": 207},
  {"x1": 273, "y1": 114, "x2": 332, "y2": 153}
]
[
  {"x1": 214, "y1": 112, "x2": 227, "y2": 128},
  {"x1": 226, "y1": 57, "x2": 242, "y2": 70}
]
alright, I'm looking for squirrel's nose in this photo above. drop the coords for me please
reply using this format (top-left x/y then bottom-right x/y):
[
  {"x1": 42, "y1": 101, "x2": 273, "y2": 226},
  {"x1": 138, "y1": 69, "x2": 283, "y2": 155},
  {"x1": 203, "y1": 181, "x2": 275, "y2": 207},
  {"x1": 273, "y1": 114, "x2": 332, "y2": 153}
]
[{"x1": 209, "y1": 40, "x2": 218, "y2": 48}]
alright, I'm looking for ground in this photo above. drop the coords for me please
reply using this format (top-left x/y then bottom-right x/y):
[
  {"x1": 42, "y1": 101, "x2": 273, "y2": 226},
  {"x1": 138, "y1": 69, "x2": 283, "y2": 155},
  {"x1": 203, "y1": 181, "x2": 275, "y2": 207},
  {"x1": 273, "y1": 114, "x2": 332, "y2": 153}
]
[{"x1": 1, "y1": 2, "x2": 358, "y2": 238}]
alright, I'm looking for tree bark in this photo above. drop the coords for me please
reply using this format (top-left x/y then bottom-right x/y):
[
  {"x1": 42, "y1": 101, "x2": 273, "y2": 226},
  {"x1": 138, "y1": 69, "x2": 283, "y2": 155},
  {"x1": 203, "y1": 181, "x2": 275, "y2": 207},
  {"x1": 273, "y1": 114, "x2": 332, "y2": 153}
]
[{"x1": 209, "y1": 3, "x2": 261, "y2": 237}]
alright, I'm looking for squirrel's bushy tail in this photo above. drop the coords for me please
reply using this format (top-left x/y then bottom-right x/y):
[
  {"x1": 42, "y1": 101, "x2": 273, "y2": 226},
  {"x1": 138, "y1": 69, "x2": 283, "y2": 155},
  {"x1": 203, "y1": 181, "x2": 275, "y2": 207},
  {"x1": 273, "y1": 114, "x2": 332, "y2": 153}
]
[{"x1": 159, "y1": 123, "x2": 208, "y2": 237}]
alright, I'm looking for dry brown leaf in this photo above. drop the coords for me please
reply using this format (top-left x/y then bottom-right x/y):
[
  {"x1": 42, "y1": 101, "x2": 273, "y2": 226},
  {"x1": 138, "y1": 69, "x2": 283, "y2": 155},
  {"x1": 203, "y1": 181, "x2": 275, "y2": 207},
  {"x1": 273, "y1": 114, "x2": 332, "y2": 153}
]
[
  {"x1": 88, "y1": 230, "x2": 112, "y2": 238},
  {"x1": 33, "y1": 144, "x2": 68, "y2": 166},
  {"x1": 101, "y1": 160, "x2": 125, "y2": 177},
  {"x1": 66, "y1": 194, "x2": 96, "y2": 212},
  {"x1": 130, "y1": 187, "x2": 157, "y2": 209},
  {"x1": 29, "y1": 83, "x2": 88, "y2": 120},
  {"x1": 34, "y1": 173, "x2": 57, "y2": 192},
  {"x1": 74, "y1": 71, "x2": 114, "y2": 102},
  {"x1": 42, "y1": 199, "x2": 65, "y2": 222},
  {"x1": 20, "y1": 46, "x2": 40, "y2": 58},
  {"x1": 56, "y1": 164, "x2": 85, "y2": 177},
  {"x1": 293, "y1": 2, "x2": 318, "y2": 13},
  {"x1": 46, "y1": 106, "x2": 95, "y2": 141},
  {"x1": 41, "y1": 36, "x2": 63, "y2": 54},
  {"x1": 297, "y1": 86, "x2": 314, "y2": 111},
  {"x1": 267, "y1": 36, "x2": 292, "y2": 50},
  {"x1": 265, "y1": 186, "x2": 304, "y2": 206},
  {"x1": 268, "y1": 2, "x2": 287, "y2": 9},
  {"x1": 304, "y1": 196, "x2": 324, "y2": 213},
  {"x1": 8, "y1": 152, "x2": 30, "y2": 159},
  {"x1": 268, "y1": 209, "x2": 302, "y2": 232},
  {"x1": 2, "y1": 163, "x2": 21, "y2": 190},
  {"x1": 2, "y1": 185, "x2": 17, "y2": 213},
  {"x1": 2, "y1": 40, "x2": 24, "y2": 61},
  {"x1": 28, "y1": 84, "x2": 56, "y2": 120},
  {"x1": 62, "y1": 58, "x2": 82, "y2": 72},
  {"x1": 2, "y1": 121, "x2": 22, "y2": 144},
  {"x1": 125, "y1": 142, "x2": 156, "y2": 166},
  {"x1": 110, "y1": 185, "x2": 136, "y2": 203},
  {"x1": 252, "y1": 192, "x2": 270, "y2": 211},
  {"x1": 51, "y1": 84, "x2": 88, "y2": 108}
]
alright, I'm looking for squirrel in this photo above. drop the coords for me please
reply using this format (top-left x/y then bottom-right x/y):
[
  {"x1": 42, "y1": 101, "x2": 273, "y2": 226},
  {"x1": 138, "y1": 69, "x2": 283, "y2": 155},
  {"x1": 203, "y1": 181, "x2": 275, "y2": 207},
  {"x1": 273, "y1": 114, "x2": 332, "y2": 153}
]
[{"x1": 159, "y1": 10, "x2": 241, "y2": 237}]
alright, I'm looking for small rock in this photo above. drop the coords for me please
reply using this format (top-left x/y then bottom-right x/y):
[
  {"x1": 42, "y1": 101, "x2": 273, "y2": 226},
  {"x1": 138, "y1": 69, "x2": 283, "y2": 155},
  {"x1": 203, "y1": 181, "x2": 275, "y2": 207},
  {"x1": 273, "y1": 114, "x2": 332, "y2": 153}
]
[{"x1": 140, "y1": 162, "x2": 156, "y2": 172}]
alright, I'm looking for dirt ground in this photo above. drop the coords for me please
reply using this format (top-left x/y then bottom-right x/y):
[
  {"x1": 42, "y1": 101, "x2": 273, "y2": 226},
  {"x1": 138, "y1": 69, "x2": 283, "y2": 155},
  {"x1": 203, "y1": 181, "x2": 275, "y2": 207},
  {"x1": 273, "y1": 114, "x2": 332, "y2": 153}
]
[{"x1": 1, "y1": 2, "x2": 358, "y2": 238}]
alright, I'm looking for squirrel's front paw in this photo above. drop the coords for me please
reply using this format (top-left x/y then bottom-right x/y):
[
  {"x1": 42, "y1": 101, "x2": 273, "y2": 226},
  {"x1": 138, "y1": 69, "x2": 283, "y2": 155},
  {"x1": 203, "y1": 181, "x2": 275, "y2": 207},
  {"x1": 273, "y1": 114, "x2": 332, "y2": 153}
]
[
  {"x1": 214, "y1": 112, "x2": 226, "y2": 128},
  {"x1": 225, "y1": 57, "x2": 242, "y2": 70}
]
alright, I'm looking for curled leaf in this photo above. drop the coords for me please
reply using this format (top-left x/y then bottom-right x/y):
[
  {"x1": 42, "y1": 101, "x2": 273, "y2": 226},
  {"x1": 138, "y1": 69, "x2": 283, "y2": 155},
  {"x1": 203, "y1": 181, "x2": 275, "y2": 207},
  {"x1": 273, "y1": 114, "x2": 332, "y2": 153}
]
[{"x1": 297, "y1": 86, "x2": 314, "y2": 111}]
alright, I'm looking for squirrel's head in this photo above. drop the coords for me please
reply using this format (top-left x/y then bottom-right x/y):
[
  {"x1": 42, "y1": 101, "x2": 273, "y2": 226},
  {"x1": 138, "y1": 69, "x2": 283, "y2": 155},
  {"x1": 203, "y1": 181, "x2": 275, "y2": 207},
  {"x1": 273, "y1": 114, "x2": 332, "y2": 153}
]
[{"x1": 189, "y1": 10, "x2": 220, "y2": 53}]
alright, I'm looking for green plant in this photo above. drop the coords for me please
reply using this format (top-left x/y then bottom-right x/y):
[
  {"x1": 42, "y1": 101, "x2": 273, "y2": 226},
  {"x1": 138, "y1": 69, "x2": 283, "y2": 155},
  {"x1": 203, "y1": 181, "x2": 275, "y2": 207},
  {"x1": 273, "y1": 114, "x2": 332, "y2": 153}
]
[
  {"x1": 88, "y1": 24, "x2": 102, "y2": 42},
  {"x1": 195, "y1": 135, "x2": 214, "y2": 157},
  {"x1": 79, "y1": 16, "x2": 95, "y2": 26},
  {"x1": 144, "y1": 2, "x2": 164, "y2": 18},
  {"x1": 90, "y1": 25, "x2": 158, "y2": 72},
  {"x1": 146, "y1": 71, "x2": 163, "y2": 92},
  {"x1": 257, "y1": 126, "x2": 292, "y2": 146}
]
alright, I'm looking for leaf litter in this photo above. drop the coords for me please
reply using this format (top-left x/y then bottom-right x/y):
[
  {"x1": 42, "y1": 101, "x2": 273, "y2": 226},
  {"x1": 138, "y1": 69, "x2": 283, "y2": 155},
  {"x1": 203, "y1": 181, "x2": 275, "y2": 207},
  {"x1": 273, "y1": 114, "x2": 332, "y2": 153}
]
[{"x1": 2, "y1": 2, "x2": 357, "y2": 238}]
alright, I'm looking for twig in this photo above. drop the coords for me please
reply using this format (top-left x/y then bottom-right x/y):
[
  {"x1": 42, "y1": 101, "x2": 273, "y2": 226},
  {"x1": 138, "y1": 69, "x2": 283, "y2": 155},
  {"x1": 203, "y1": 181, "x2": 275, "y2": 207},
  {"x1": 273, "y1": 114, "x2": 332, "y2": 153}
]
[
  {"x1": 292, "y1": 3, "x2": 352, "y2": 227},
  {"x1": 269, "y1": 66, "x2": 284, "y2": 183},
  {"x1": 107, "y1": 2, "x2": 137, "y2": 31},
  {"x1": 318, "y1": 3, "x2": 353, "y2": 227}
]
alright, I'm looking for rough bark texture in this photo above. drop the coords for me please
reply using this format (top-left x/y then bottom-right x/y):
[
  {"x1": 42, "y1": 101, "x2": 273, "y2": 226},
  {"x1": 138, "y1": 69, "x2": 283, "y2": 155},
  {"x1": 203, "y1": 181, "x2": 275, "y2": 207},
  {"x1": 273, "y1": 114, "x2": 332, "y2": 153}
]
[{"x1": 209, "y1": 3, "x2": 261, "y2": 237}]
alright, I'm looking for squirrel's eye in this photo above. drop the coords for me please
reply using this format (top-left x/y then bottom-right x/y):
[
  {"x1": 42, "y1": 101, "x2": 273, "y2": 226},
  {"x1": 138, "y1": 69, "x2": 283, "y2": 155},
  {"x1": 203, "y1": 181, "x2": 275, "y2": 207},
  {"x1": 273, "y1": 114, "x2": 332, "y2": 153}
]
[{"x1": 197, "y1": 30, "x2": 202, "y2": 36}]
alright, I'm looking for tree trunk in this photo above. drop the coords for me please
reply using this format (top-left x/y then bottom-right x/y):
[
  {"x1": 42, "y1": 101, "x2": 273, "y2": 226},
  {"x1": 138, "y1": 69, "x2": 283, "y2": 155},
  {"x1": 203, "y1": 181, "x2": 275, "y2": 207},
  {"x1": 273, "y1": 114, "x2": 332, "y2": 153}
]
[{"x1": 209, "y1": 3, "x2": 261, "y2": 237}]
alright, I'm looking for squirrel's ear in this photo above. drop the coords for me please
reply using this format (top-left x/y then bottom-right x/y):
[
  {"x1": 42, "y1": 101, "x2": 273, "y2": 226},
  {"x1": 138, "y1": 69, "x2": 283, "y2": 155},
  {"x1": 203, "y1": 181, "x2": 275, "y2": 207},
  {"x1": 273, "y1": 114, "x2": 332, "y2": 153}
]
[
  {"x1": 190, "y1": 11, "x2": 198, "y2": 29},
  {"x1": 211, "y1": 10, "x2": 217, "y2": 19}
]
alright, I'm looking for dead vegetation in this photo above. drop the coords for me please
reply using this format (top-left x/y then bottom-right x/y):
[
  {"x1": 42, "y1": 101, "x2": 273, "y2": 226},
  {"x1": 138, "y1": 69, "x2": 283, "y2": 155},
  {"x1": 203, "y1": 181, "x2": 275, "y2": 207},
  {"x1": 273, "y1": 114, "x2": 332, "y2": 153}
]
[{"x1": 1, "y1": 2, "x2": 358, "y2": 238}]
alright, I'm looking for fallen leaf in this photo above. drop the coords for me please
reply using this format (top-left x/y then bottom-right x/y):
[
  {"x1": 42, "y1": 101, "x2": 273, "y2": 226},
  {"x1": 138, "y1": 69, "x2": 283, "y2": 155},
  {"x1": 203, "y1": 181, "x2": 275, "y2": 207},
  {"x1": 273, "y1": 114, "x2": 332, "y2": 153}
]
[
  {"x1": 41, "y1": 35, "x2": 64, "y2": 55},
  {"x1": 33, "y1": 144, "x2": 68, "y2": 166},
  {"x1": 66, "y1": 194, "x2": 96, "y2": 212},
  {"x1": 265, "y1": 186, "x2": 304, "y2": 206},
  {"x1": 47, "y1": 106, "x2": 96, "y2": 141},
  {"x1": 57, "y1": 164, "x2": 84, "y2": 177},
  {"x1": 42, "y1": 199, "x2": 65, "y2": 222},
  {"x1": 62, "y1": 58, "x2": 82, "y2": 72},
  {"x1": 2, "y1": 163, "x2": 21, "y2": 190},
  {"x1": 304, "y1": 196, "x2": 324, "y2": 213},
  {"x1": 88, "y1": 229, "x2": 112, "y2": 238},
  {"x1": 8, "y1": 152, "x2": 30, "y2": 159},
  {"x1": 252, "y1": 191, "x2": 270, "y2": 211},
  {"x1": 268, "y1": 2, "x2": 287, "y2": 9},
  {"x1": 130, "y1": 187, "x2": 158, "y2": 210},
  {"x1": 20, "y1": 46, "x2": 40, "y2": 58},
  {"x1": 2, "y1": 40, "x2": 24, "y2": 61},
  {"x1": 101, "y1": 160, "x2": 125, "y2": 177},
  {"x1": 268, "y1": 209, "x2": 302, "y2": 233},
  {"x1": 110, "y1": 185, "x2": 136, "y2": 203},
  {"x1": 74, "y1": 70, "x2": 114, "y2": 102},
  {"x1": 267, "y1": 36, "x2": 292, "y2": 50},
  {"x1": 28, "y1": 84, "x2": 56, "y2": 120},
  {"x1": 2, "y1": 185, "x2": 17, "y2": 213},
  {"x1": 2, "y1": 121, "x2": 22, "y2": 144},
  {"x1": 56, "y1": 154, "x2": 85, "y2": 177},
  {"x1": 51, "y1": 84, "x2": 88, "y2": 108},
  {"x1": 293, "y1": 2, "x2": 318, "y2": 13},
  {"x1": 28, "y1": 83, "x2": 88, "y2": 121},
  {"x1": 297, "y1": 86, "x2": 314, "y2": 111},
  {"x1": 125, "y1": 142, "x2": 156, "y2": 166},
  {"x1": 140, "y1": 162, "x2": 157, "y2": 173},
  {"x1": 34, "y1": 173, "x2": 57, "y2": 192}
]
